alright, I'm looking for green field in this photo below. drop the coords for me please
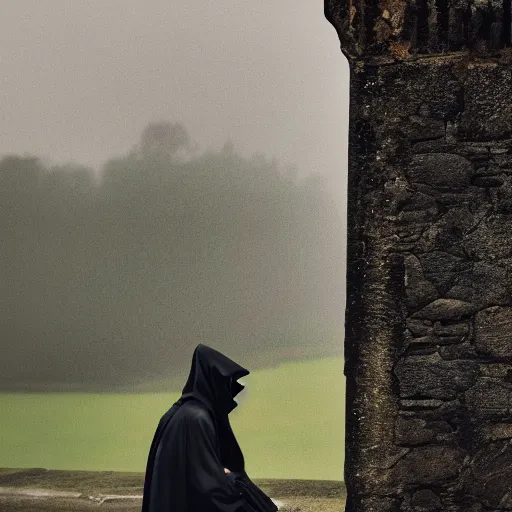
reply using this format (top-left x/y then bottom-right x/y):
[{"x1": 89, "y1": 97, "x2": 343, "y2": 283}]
[{"x1": 0, "y1": 357, "x2": 345, "y2": 481}]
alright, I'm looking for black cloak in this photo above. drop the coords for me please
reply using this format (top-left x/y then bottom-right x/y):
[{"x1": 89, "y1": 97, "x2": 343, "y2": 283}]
[{"x1": 141, "y1": 343, "x2": 278, "y2": 512}]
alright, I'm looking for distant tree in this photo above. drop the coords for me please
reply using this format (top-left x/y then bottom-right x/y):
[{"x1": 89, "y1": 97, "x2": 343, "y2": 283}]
[
  {"x1": 0, "y1": 155, "x2": 45, "y2": 192},
  {"x1": 0, "y1": 122, "x2": 344, "y2": 392},
  {"x1": 221, "y1": 139, "x2": 235, "y2": 155},
  {"x1": 138, "y1": 121, "x2": 191, "y2": 160}
]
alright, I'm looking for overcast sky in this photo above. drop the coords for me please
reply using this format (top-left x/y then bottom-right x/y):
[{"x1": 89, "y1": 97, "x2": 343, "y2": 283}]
[{"x1": 0, "y1": 1, "x2": 349, "y2": 192}]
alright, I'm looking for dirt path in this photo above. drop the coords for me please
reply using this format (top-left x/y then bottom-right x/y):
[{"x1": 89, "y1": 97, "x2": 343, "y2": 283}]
[
  {"x1": 0, "y1": 468, "x2": 346, "y2": 511},
  {"x1": 0, "y1": 486, "x2": 285, "y2": 511}
]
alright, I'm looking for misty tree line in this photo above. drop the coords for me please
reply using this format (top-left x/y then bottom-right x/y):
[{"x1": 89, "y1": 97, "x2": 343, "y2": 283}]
[{"x1": 0, "y1": 122, "x2": 344, "y2": 391}]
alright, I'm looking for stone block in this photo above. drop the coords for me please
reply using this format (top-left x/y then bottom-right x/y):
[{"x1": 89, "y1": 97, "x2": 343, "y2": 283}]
[
  {"x1": 477, "y1": 422, "x2": 512, "y2": 442},
  {"x1": 474, "y1": 306, "x2": 512, "y2": 358},
  {"x1": 395, "y1": 353, "x2": 479, "y2": 399},
  {"x1": 438, "y1": 343, "x2": 479, "y2": 360},
  {"x1": 400, "y1": 399, "x2": 446, "y2": 410},
  {"x1": 415, "y1": 206, "x2": 475, "y2": 254},
  {"x1": 480, "y1": 363, "x2": 512, "y2": 379},
  {"x1": 458, "y1": 66, "x2": 512, "y2": 141},
  {"x1": 411, "y1": 299, "x2": 477, "y2": 321},
  {"x1": 407, "y1": 115, "x2": 447, "y2": 141},
  {"x1": 461, "y1": 440, "x2": 512, "y2": 509},
  {"x1": 395, "y1": 417, "x2": 434, "y2": 445},
  {"x1": 471, "y1": 175, "x2": 505, "y2": 187},
  {"x1": 446, "y1": 261, "x2": 512, "y2": 308},
  {"x1": 432, "y1": 322, "x2": 469, "y2": 337},
  {"x1": 388, "y1": 445, "x2": 466, "y2": 486},
  {"x1": 463, "y1": 215, "x2": 512, "y2": 261},
  {"x1": 404, "y1": 254, "x2": 440, "y2": 310},
  {"x1": 399, "y1": 191, "x2": 437, "y2": 212},
  {"x1": 410, "y1": 489, "x2": 442, "y2": 511},
  {"x1": 395, "y1": 417, "x2": 455, "y2": 446},
  {"x1": 406, "y1": 318, "x2": 432, "y2": 337},
  {"x1": 418, "y1": 251, "x2": 470, "y2": 294},
  {"x1": 465, "y1": 378, "x2": 512, "y2": 419},
  {"x1": 406, "y1": 153, "x2": 473, "y2": 190}
]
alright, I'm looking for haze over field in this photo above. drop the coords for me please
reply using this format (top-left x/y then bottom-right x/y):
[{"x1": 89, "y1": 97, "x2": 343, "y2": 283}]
[{"x1": 1, "y1": 131, "x2": 344, "y2": 391}]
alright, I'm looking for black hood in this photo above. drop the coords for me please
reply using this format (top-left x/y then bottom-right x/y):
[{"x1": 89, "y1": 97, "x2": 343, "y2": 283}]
[
  {"x1": 181, "y1": 343, "x2": 250, "y2": 416},
  {"x1": 180, "y1": 343, "x2": 250, "y2": 472}
]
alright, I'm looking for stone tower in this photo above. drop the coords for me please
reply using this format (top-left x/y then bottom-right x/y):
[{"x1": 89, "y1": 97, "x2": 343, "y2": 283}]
[{"x1": 325, "y1": 0, "x2": 512, "y2": 509}]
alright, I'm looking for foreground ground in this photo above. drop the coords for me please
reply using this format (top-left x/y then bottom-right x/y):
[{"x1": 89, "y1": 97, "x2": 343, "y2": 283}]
[{"x1": 0, "y1": 468, "x2": 346, "y2": 512}]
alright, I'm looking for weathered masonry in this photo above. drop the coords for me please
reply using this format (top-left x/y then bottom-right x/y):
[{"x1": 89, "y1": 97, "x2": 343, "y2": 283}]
[{"x1": 325, "y1": 0, "x2": 512, "y2": 510}]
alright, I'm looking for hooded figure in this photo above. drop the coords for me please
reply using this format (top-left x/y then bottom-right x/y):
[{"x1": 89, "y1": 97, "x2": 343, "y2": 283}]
[{"x1": 141, "y1": 343, "x2": 278, "y2": 512}]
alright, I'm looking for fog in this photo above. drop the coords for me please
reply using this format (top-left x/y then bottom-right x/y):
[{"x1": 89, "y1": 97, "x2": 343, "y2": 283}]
[{"x1": 0, "y1": 1, "x2": 349, "y2": 392}]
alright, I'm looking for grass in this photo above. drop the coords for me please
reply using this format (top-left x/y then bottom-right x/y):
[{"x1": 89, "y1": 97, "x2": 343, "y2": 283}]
[{"x1": 0, "y1": 356, "x2": 345, "y2": 481}]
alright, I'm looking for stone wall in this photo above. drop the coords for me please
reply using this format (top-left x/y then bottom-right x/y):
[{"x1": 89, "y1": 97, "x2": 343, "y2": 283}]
[{"x1": 326, "y1": 0, "x2": 512, "y2": 509}]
